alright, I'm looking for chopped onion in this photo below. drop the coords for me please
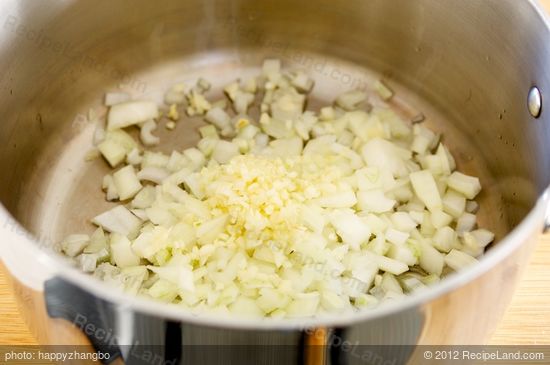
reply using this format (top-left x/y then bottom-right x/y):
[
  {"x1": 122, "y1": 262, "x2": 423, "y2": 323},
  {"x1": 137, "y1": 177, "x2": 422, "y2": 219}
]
[
  {"x1": 205, "y1": 107, "x2": 231, "y2": 130},
  {"x1": 373, "y1": 80, "x2": 394, "y2": 101},
  {"x1": 110, "y1": 233, "x2": 141, "y2": 268},
  {"x1": 432, "y1": 226, "x2": 456, "y2": 253},
  {"x1": 140, "y1": 120, "x2": 160, "y2": 146},
  {"x1": 445, "y1": 249, "x2": 478, "y2": 271},
  {"x1": 317, "y1": 191, "x2": 357, "y2": 209},
  {"x1": 409, "y1": 170, "x2": 442, "y2": 212},
  {"x1": 211, "y1": 140, "x2": 240, "y2": 164},
  {"x1": 107, "y1": 101, "x2": 159, "y2": 131},
  {"x1": 98, "y1": 139, "x2": 127, "y2": 168},
  {"x1": 92, "y1": 205, "x2": 142, "y2": 236},
  {"x1": 137, "y1": 167, "x2": 169, "y2": 184},
  {"x1": 357, "y1": 190, "x2": 396, "y2": 213},
  {"x1": 418, "y1": 240, "x2": 444, "y2": 276},
  {"x1": 113, "y1": 165, "x2": 142, "y2": 200},
  {"x1": 336, "y1": 90, "x2": 367, "y2": 111},
  {"x1": 456, "y1": 212, "x2": 477, "y2": 236},
  {"x1": 447, "y1": 172, "x2": 482, "y2": 199},
  {"x1": 61, "y1": 234, "x2": 89, "y2": 257},
  {"x1": 61, "y1": 59, "x2": 495, "y2": 319}
]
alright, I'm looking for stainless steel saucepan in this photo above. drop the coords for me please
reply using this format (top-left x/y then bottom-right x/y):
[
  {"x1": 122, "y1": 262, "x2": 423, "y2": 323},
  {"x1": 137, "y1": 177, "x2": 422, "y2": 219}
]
[{"x1": 1, "y1": 0, "x2": 549, "y2": 364}]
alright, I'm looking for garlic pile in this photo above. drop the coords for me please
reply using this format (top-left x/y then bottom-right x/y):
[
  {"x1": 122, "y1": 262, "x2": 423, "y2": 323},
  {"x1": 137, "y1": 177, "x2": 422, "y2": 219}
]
[{"x1": 60, "y1": 60, "x2": 494, "y2": 318}]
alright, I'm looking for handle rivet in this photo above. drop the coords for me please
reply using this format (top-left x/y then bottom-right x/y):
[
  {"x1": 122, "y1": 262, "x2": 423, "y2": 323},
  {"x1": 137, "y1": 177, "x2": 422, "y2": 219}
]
[{"x1": 528, "y1": 86, "x2": 542, "y2": 118}]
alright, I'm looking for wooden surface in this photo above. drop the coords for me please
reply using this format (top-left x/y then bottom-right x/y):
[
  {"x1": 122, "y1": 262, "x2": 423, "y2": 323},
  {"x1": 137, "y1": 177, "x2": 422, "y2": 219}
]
[{"x1": 1, "y1": 1, "x2": 550, "y2": 347}]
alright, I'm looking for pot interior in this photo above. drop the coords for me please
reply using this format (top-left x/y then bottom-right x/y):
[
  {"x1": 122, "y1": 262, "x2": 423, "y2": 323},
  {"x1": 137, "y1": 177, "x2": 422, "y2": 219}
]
[{"x1": 0, "y1": 0, "x2": 548, "y2": 277}]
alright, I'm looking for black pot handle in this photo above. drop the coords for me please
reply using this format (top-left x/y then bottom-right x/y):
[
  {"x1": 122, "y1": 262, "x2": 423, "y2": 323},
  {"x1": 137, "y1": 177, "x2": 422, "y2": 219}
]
[{"x1": 44, "y1": 277, "x2": 122, "y2": 364}]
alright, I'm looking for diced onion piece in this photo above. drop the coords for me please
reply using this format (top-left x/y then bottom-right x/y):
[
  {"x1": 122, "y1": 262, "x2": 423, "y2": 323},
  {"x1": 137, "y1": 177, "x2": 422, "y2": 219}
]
[
  {"x1": 102, "y1": 174, "x2": 119, "y2": 201},
  {"x1": 445, "y1": 249, "x2": 478, "y2": 271},
  {"x1": 355, "y1": 167, "x2": 395, "y2": 192},
  {"x1": 330, "y1": 210, "x2": 371, "y2": 250},
  {"x1": 418, "y1": 240, "x2": 444, "y2": 276},
  {"x1": 110, "y1": 233, "x2": 140, "y2": 268},
  {"x1": 456, "y1": 212, "x2": 477, "y2": 236},
  {"x1": 243, "y1": 78, "x2": 257, "y2": 94},
  {"x1": 361, "y1": 138, "x2": 410, "y2": 178},
  {"x1": 291, "y1": 71, "x2": 314, "y2": 93},
  {"x1": 357, "y1": 190, "x2": 396, "y2": 213},
  {"x1": 229, "y1": 296, "x2": 264, "y2": 318},
  {"x1": 260, "y1": 114, "x2": 296, "y2": 139},
  {"x1": 186, "y1": 91, "x2": 211, "y2": 115},
  {"x1": 317, "y1": 191, "x2": 357, "y2": 209},
  {"x1": 98, "y1": 139, "x2": 127, "y2": 168},
  {"x1": 148, "y1": 264, "x2": 194, "y2": 292},
  {"x1": 183, "y1": 148, "x2": 206, "y2": 170},
  {"x1": 107, "y1": 101, "x2": 159, "y2": 131},
  {"x1": 199, "y1": 125, "x2": 219, "y2": 139},
  {"x1": 368, "y1": 253, "x2": 408, "y2": 275},
  {"x1": 385, "y1": 228, "x2": 409, "y2": 246},
  {"x1": 257, "y1": 288, "x2": 291, "y2": 313},
  {"x1": 390, "y1": 212, "x2": 417, "y2": 232},
  {"x1": 303, "y1": 135, "x2": 337, "y2": 155},
  {"x1": 92, "y1": 205, "x2": 142, "y2": 236},
  {"x1": 61, "y1": 234, "x2": 90, "y2": 257},
  {"x1": 205, "y1": 107, "x2": 231, "y2": 130},
  {"x1": 336, "y1": 90, "x2": 367, "y2": 111},
  {"x1": 400, "y1": 275, "x2": 427, "y2": 293},
  {"x1": 148, "y1": 279, "x2": 178, "y2": 301},
  {"x1": 142, "y1": 151, "x2": 170, "y2": 168},
  {"x1": 270, "y1": 89, "x2": 306, "y2": 121},
  {"x1": 433, "y1": 226, "x2": 456, "y2": 253},
  {"x1": 387, "y1": 244, "x2": 417, "y2": 266},
  {"x1": 212, "y1": 140, "x2": 240, "y2": 164},
  {"x1": 409, "y1": 170, "x2": 442, "y2": 212},
  {"x1": 331, "y1": 143, "x2": 364, "y2": 169},
  {"x1": 374, "y1": 80, "x2": 394, "y2": 101},
  {"x1": 286, "y1": 293, "x2": 320, "y2": 318},
  {"x1": 232, "y1": 91, "x2": 255, "y2": 114},
  {"x1": 131, "y1": 186, "x2": 157, "y2": 209},
  {"x1": 78, "y1": 253, "x2": 102, "y2": 272},
  {"x1": 196, "y1": 215, "x2": 229, "y2": 245},
  {"x1": 320, "y1": 291, "x2": 346, "y2": 311},
  {"x1": 113, "y1": 165, "x2": 142, "y2": 200},
  {"x1": 182, "y1": 172, "x2": 205, "y2": 199},
  {"x1": 269, "y1": 137, "x2": 303, "y2": 158},
  {"x1": 131, "y1": 209, "x2": 149, "y2": 221},
  {"x1": 197, "y1": 137, "x2": 218, "y2": 157},
  {"x1": 140, "y1": 120, "x2": 160, "y2": 146},
  {"x1": 137, "y1": 167, "x2": 170, "y2": 184},
  {"x1": 347, "y1": 111, "x2": 385, "y2": 142},
  {"x1": 436, "y1": 143, "x2": 455, "y2": 175},
  {"x1": 465, "y1": 200, "x2": 480, "y2": 214},
  {"x1": 301, "y1": 205, "x2": 326, "y2": 233},
  {"x1": 473, "y1": 229, "x2": 495, "y2": 249},
  {"x1": 84, "y1": 228, "x2": 108, "y2": 254},
  {"x1": 447, "y1": 172, "x2": 482, "y2": 199},
  {"x1": 430, "y1": 209, "x2": 453, "y2": 229},
  {"x1": 442, "y1": 190, "x2": 466, "y2": 218},
  {"x1": 126, "y1": 148, "x2": 142, "y2": 166}
]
